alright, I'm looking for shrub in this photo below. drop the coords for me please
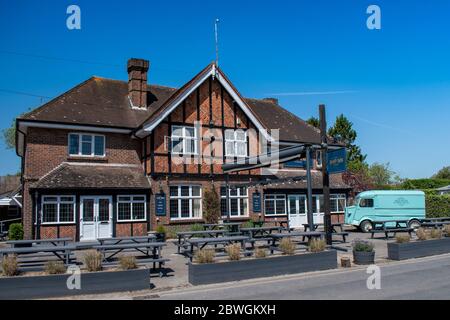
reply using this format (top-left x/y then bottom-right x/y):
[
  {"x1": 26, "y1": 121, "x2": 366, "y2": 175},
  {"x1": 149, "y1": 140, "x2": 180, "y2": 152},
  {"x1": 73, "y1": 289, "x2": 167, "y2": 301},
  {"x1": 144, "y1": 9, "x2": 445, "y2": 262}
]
[
  {"x1": 1, "y1": 255, "x2": 19, "y2": 276},
  {"x1": 83, "y1": 250, "x2": 103, "y2": 272},
  {"x1": 241, "y1": 220, "x2": 254, "y2": 228},
  {"x1": 203, "y1": 186, "x2": 221, "y2": 224},
  {"x1": 255, "y1": 247, "x2": 267, "y2": 258},
  {"x1": 156, "y1": 225, "x2": 166, "y2": 234},
  {"x1": 225, "y1": 244, "x2": 241, "y2": 261},
  {"x1": 426, "y1": 195, "x2": 450, "y2": 218},
  {"x1": 8, "y1": 223, "x2": 24, "y2": 241},
  {"x1": 395, "y1": 234, "x2": 411, "y2": 243},
  {"x1": 194, "y1": 249, "x2": 215, "y2": 264},
  {"x1": 415, "y1": 228, "x2": 428, "y2": 241},
  {"x1": 401, "y1": 178, "x2": 450, "y2": 190},
  {"x1": 430, "y1": 228, "x2": 442, "y2": 239},
  {"x1": 119, "y1": 256, "x2": 138, "y2": 270},
  {"x1": 308, "y1": 238, "x2": 326, "y2": 253},
  {"x1": 190, "y1": 224, "x2": 204, "y2": 232},
  {"x1": 352, "y1": 239, "x2": 374, "y2": 252},
  {"x1": 444, "y1": 225, "x2": 450, "y2": 236},
  {"x1": 279, "y1": 238, "x2": 296, "y2": 255},
  {"x1": 45, "y1": 261, "x2": 66, "y2": 275}
]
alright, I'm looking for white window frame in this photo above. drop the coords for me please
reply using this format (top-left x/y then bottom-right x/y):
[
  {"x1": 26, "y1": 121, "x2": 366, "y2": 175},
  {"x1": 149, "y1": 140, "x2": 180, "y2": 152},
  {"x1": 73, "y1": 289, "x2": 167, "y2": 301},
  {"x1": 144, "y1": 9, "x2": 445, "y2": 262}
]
[
  {"x1": 330, "y1": 194, "x2": 347, "y2": 213},
  {"x1": 225, "y1": 129, "x2": 247, "y2": 157},
  {"x1": 116, "y1": 195, "x2": 147, "y2": 222},
  {"x1": 41, "y1": 195, "x2": 76, "y2": 224},
  {"x1": 169, "y1": 185, "x2": 202, "y2": 220},
  {"x1": 68, "y1": 133, "x2": 105, "y2": 157},
  {"x1": 221, "y1": 187, "x2": 249, "y2": 217},
  {"x1": 171, "y1": 126, "x2": 198, "y2": 155},
  {"x1": 264, "y1": 194, "x2": 287, "y2": 216}
]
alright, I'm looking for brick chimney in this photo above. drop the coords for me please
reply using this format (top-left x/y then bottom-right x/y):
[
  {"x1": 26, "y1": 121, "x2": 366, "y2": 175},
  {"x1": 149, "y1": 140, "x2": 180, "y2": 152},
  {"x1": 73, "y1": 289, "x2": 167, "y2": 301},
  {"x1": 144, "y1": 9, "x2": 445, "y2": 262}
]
[
  {"x1": 263, "y1": 97, "x2": 279, "y2": 105},
  {"x1": 127, "y1": 58, "x2": 149, "y2": 109}
]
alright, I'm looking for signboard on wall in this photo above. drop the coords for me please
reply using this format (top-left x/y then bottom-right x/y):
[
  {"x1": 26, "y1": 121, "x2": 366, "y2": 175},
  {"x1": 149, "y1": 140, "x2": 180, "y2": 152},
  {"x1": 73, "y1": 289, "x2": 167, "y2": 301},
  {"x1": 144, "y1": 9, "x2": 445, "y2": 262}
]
[
  {"x1": 155, "y1": 193, "x2": 166, "y2": 216},
  {"x1": 252, "y1": 192, "x2": 262, "y2": 213},
  {"x1": 327, "y1": 148, "x2": 347, "y2": 174}
]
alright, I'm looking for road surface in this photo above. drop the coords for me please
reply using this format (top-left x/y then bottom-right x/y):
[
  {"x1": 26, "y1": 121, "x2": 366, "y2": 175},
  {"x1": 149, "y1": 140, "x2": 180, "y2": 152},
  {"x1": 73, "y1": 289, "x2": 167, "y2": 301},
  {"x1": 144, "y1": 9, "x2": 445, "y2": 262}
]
[{"x1": 155, "y1": 254, "x2": 450, "y2": 300}]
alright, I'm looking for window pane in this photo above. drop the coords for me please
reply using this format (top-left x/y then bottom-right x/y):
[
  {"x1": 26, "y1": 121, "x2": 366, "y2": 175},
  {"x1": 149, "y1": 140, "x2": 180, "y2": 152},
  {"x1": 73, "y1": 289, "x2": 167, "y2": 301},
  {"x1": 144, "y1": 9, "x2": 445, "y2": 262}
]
[
  {"x1": 170, "y1": 187, "x2": 179, "y2": 197},
  {"x1": 60, "y1": 196, "x2": 74, "y2": 202},
  {"x1": 311, "y1": 197, "x2": 318, "y2": 213},
  {"x1": 235, "y1": 130, "x2": 246, "y2": 141},
  {"x1": 265, "y1": 199, "x2": 275, "y2": 215},
  {"x1": 181, "y1": 186, "x2": 189, "y2": 197},
  {"x1": 220, "y1": 198, "x2": 227, "y2": 216},
  {"x1": 59, "y1": 203, "x2": 74, "y2": 222},
  {"x1": 230, "y1": 188, "x2": 238, "y2": 197},
  {"x1": 230, "y1": 199, "x2": 238, "y2": 216},
  {"x1": 185, "y1": 138, "x2": 195, "y2": 154},
  {"x1": 170, "y1": 199, "x2": 179, "y2": 218},
  {"x1": 118, "y1": 202, "x2": 131, "y2": 220},
  {"x1": 98, "y1": 199, "x2": 110, "y2": 222},
  {"x1": 338, "y1": 198, "x2": 346, "y2": 212},
  {"x1": 191, "y1": 186, "x2": 200, "y2": 197},
  {"x1": 172, "y1": 126, "x2": 183, "y2": 136},
  {"x1": 299, "y1": 197, "x2": 306, "y2": 213},
  {"x1": 133, "y1": 202, "x2": 145, "y2": 220},
  {"x1": 185, "y1": 127, "x2": 195, "y2": 138},
  {"x1": 43, "y1": 196, "x2": 58, "y2": 202},
  {"x1": 180, "y1": 199, "x2": 190, "y2": 217},
  {"x1": 330, "y1": 199, "x2": 338, "y2": 212},
  {"x1": 172, "y1": 138, "x2": 183, "y2": 153},
  {"x1": 220, "y1": 187, "x2": 226, "y2": 197},
  {"x1": 240, "y1": 198, "x2": 248, "y2": 216},
  {"x1": 225, "y1": 141, "x2": 235, "y2": 155},
  {"x1": 83, "y1": 200, "x2": 94, "y2": 222},
  {"x1": 81, "y1": 135, "x2": 92, "y2": 155},
  {"x1": 43, "y1": 203, "x2": 57, "y2": 223},
  {"x1": 94, "y1": 136, "x2": 104, "y2": 156},
  {"x1": 192, "y1": 199, "x2": 201, "y2": 218},
  {"x1": 225, "y1": 130, "x2": 234, "y2": 140},
  {"x1": 236, "y1": 142, "x2": 246, "y2": 156},
  {"x1": 276, "y1": 199, "x2": 285, "y2": 214},
  {"x1": 118, "y1": 196, "x2": 131, "y2": 201},
  {"x1": 289, "y1": 198, "x2": 296, "y2": 213},
  {"x1": 69, "y1": 134, "x2": 79, "y2": 155}
]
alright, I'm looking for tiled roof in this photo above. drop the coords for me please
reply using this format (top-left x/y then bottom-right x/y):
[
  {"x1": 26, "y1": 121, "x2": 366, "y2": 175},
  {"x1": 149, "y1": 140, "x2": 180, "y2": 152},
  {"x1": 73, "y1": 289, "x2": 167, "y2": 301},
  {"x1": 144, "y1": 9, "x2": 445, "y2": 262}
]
[
  {"x1": 31, "y1": 163, "x2": 150, "y2": 190},
  {"x1": 18, "y1": 65, "x2": 337, "y2": 145}
]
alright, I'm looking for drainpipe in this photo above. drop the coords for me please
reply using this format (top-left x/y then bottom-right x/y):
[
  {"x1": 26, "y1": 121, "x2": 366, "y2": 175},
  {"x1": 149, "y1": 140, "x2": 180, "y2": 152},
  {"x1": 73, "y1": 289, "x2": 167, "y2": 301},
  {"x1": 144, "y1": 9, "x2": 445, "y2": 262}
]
[{"x1": 35, "y1": 191, "x2": 40, "y2": 239}]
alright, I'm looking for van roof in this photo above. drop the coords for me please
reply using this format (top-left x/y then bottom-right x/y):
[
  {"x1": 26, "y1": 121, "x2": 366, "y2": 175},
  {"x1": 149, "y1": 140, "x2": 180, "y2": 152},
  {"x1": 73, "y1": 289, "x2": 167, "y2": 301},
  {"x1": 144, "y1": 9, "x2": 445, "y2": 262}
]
[{"x1": 356, "y1": 190, "x2": 425, "y2": 197}]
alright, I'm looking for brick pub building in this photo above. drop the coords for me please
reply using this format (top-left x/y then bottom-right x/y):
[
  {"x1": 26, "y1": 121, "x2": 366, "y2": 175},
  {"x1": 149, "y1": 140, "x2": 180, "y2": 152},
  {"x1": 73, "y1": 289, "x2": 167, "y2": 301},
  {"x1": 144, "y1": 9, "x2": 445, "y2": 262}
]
[{"x1": 16, "y1": 59, "x2": 350, "y2": 241}]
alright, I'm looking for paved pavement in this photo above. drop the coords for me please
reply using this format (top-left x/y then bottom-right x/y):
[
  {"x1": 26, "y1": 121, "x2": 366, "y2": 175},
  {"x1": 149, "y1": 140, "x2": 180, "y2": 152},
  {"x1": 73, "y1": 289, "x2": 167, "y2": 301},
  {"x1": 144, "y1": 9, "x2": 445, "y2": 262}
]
[{"x1": 154, "y1": 253, "x2": 450, "y2": 300}]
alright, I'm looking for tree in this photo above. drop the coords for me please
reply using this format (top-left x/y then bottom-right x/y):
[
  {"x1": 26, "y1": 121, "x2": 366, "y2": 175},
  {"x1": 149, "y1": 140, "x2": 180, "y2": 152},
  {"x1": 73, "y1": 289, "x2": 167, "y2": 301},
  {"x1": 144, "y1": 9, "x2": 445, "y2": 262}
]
[
  {"x1": 306, "y1": 117, "x2": 320, "y2": 129},
  {"x1": 368, "y1": 162, "x2": 395, "y2": 186},
  {"x1": 327, "y1": 114, "x2": 367, "y2": 169},
  {"x1": 433, "y1": 166, "x2": 450, "y2": 180},
  {"x1": 202, "y1": 185, "x2": 221, "y2": 224},
  {"x1": 2, "y1": 119, "x2": 15, "y2": 149}
]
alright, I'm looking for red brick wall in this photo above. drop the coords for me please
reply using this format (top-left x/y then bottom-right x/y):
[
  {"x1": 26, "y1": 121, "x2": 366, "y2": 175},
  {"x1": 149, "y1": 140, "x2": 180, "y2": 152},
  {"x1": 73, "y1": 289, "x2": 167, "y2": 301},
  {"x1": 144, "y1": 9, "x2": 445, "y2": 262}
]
[
  {"x1": 40, "y1": 225, "x2": 76, "y2": 241},
  {"x1": 144, "y1": 77, "x2": 261, "y2": 177},
  {"x1": 116, "y1": 222, "x2": 147, "y2": 237},
  {"x1": 22, "y1": 128, "x2": 142, "y2": 239}
]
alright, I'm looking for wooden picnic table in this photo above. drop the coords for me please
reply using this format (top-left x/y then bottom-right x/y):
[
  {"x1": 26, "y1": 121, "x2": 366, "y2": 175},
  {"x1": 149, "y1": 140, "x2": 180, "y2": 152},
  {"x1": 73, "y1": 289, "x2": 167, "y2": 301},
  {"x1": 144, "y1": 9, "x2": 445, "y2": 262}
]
[
  {"x1": 185, "y1": 235, "x2": 250, "y2": 261},
  {"x1": 421, "y1": 217, "x2": 450, "y2": 222},
  {"x1": 302, "y1": 223, "x2": 348, "y2": 242},
  {"x1": 203, "y1": 222, "x2": 243, "y2": 235},
  {"x1": 370, "y1": 220, "x2": 413, "y2": 239},
  {"x1": 271, "y1": 219, "x2": 290, "y2": 229},
  {"x1": 6, "y1": 237, "x2": 73, "y2": 248},
  {"x1": 0, "y1": 244, "x2": 76, "y2": 265},
  {"x1": 420, "y1": 221, "x2": 450, "y2": 229},
  {"x1": 97, "y1": 235, "x2": 156, "y2": 246},
  {"x1": 175, "y1": 230, "x2": 225, "y2": 253},
  {"x1": 240, "y1": 226, "x2": 282, "y2": 239}
]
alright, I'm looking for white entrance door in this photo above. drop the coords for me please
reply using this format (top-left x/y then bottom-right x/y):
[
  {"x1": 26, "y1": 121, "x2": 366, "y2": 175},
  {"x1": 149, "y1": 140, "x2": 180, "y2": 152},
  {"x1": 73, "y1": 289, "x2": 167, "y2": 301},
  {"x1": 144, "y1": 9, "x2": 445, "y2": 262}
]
[
  {"x1": 312, "y1": 195, "x2": 324, "y2": 224},
  {"x1": 80, "y1": 196, "x2": 112, "y2": 241},
  {"x1": 288, "y1": 195, "x2": 307, "y2": 229}
]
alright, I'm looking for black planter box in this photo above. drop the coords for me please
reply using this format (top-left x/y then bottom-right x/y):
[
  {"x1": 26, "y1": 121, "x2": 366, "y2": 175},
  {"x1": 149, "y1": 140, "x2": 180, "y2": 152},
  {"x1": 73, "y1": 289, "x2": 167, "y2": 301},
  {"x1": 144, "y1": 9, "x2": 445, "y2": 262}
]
[
  {"x1": 353, "y1": 251, "x2": 375, "y2": 265},
  {"x1": 188, "y1": 250, "x2": 337, "y2": 285},
  {"x1": 388, "y1": 237, "x2": 450, "y2": 260},
  {"x1": 0, "y1": 268, "x2": 150, "y2": 299}
]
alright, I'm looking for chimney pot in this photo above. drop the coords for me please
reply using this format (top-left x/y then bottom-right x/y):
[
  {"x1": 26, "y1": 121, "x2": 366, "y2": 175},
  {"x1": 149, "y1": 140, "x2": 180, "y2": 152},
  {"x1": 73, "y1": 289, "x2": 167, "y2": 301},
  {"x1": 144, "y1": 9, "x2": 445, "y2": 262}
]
[
  {"x1": 127, "y1": 58, "x2": 149, "y2": 108},
  {"x1": 263, "y1": 97, "x2": 279, "y2": 105}
]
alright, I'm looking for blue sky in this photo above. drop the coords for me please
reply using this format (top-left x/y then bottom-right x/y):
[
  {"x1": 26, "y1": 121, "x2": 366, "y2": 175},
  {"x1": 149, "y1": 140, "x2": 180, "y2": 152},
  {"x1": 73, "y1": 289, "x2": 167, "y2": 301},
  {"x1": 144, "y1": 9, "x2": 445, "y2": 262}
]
[{"x1": 0, "y1": 0, "x2": 449, "y2": 178}]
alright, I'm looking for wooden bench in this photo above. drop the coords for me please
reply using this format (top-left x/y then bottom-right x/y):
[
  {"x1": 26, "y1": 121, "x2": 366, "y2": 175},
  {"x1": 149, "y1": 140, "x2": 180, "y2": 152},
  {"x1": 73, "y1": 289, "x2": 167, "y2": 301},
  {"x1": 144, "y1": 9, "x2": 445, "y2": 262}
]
[
  {"x1": 176, "y1": 230, "x2": 225, "y2": 254},
  {"x1": 370, "y1": 221, "x2": 413, "y2": 239},
  {"x1": 7, "y1": 237, "x2": 72, "y2": 248}
]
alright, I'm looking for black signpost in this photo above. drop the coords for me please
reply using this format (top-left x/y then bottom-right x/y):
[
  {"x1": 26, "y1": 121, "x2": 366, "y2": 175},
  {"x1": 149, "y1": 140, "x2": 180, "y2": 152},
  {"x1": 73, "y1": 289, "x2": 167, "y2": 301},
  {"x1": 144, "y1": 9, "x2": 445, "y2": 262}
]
[{"x1": 320, "y1": 104, "x2": 332, "y2": 245}]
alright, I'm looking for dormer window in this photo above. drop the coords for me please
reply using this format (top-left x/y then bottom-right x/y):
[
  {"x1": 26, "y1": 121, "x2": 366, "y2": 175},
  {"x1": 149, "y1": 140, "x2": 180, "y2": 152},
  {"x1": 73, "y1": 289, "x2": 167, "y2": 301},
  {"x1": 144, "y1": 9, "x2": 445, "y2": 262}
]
[{"x1": 68, "y1": 133, "x2": 105, "y2": 157}]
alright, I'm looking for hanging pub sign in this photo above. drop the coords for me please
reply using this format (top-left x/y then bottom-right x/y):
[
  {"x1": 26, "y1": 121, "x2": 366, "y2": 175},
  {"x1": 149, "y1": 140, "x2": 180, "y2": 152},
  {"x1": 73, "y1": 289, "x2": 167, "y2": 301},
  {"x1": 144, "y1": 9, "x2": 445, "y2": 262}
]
[
  {"x1": 155, "y1": 193, "x2": 166, "y2": 216},
  {"x1": 252, "y1": 192, "x2": 262, "y2": 213},
  {"x1": 327, "y1": 148, "x2": 347, "y2": 174}
]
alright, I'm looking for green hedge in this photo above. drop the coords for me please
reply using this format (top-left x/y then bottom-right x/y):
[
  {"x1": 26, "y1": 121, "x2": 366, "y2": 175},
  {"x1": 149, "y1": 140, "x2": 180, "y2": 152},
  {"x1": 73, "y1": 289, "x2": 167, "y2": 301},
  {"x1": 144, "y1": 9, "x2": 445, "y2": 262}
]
[
  {"x1": 402, "y1": 179, "x2": 450, "y2": 190},
  {"x1": 426, "y1": 195, "x2": 450, "y2": 218}
]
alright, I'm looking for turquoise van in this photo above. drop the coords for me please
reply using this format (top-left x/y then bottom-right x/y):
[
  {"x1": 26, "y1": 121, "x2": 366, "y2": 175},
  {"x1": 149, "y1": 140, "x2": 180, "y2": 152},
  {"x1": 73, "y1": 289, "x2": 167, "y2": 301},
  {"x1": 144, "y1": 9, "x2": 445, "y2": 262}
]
[{"x1": 345, "y1": 190, "x2": 425, "y2": 232}]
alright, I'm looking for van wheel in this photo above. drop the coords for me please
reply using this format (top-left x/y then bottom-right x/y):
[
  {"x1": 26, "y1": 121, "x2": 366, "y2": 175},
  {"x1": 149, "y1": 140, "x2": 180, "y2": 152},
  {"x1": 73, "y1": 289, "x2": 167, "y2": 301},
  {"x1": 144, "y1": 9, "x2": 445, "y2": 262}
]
[
  {"x1": 408, "y1": 219, "x2": 421, "y2": 230},
  {"x1": 360, "y1": 220, "x2": 373, "y2": 233}
]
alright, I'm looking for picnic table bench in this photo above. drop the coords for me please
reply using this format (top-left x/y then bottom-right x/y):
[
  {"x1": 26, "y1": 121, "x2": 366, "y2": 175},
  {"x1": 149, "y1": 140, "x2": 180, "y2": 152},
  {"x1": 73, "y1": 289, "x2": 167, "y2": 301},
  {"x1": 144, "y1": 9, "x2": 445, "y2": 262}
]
[
  {"x1": 370, "y1": 220, "x2": 413, "y2": 239},
  {"x1": 97, "y1": 235, "x2": 156, "y2": 246},
  {"x1": 93, "y1": 242, "x2": 168, "y2": 276},
  {"x1": 7, "y1": 237, "x2": 72, "y2": 248},
  {"x1": 268, "y1": 231, "x2": 325, "y2": 254},
  {"x1": 420, "y1": 221, "x2": 450, "y2": 229},
  {"x1": 0, "y1": 244, "x2": 76, "y2": 269},
  {"x1": 203, "y1": 222, "x2": 242, "y2": 235},
  {"x1": 175, "y1": 230, "x2": 225, "y2": 253},
  {"x1": 185, "y1": 235, "x2": 250, "y2": 261},
  {"x1": 302, "y1": 223, "x2": 349, "y2": 242}
]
